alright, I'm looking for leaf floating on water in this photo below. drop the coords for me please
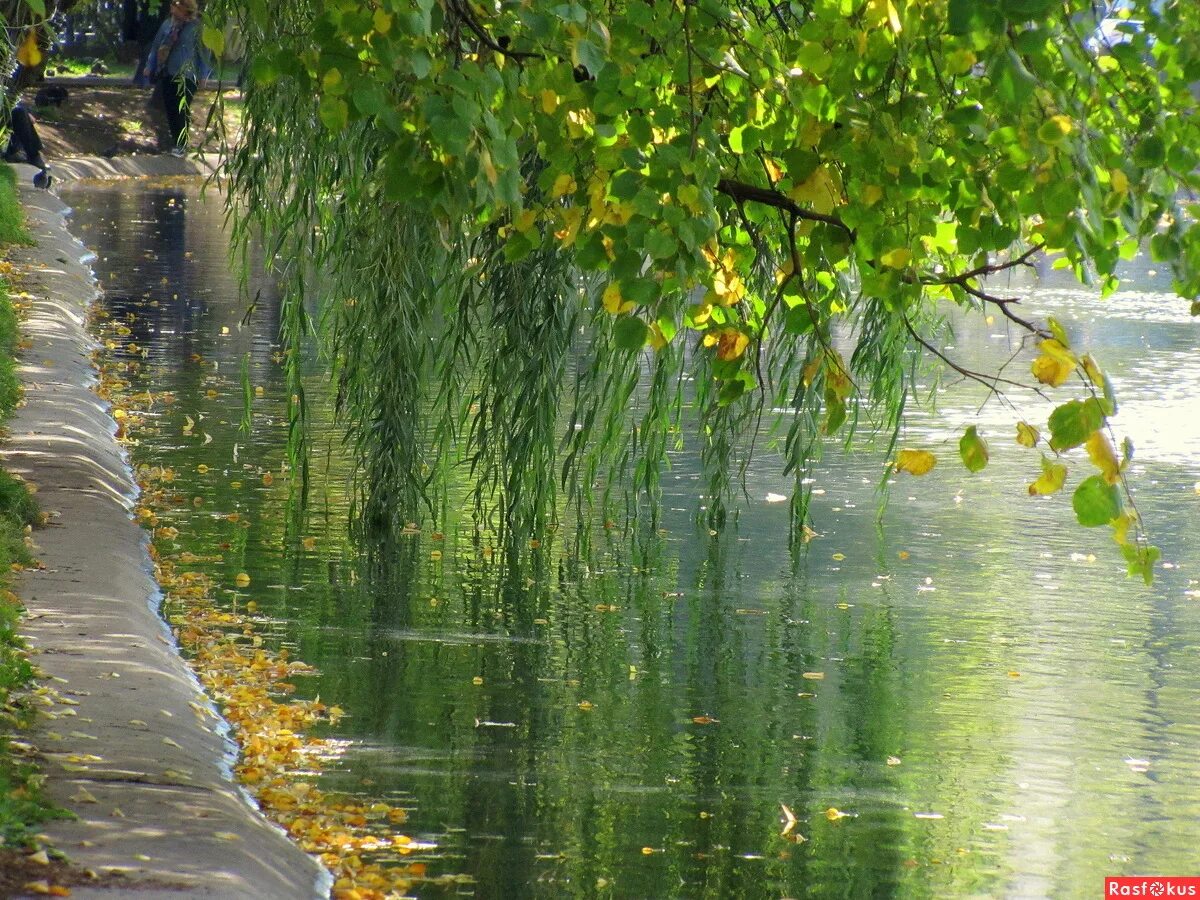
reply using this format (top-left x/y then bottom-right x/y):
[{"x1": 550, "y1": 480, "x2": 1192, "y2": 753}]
[
  {"x1": 28, "y1": 850, "x2": 50, "y2": 865},
  {"x1": 301, "y1": 537, "x2": 317, "y2": 551},
  {"x1": 894, "y1": 449, "x2": 936, "y2": 476},
  {"x1": 831, "y1": 553, "x2": 845, "y2": 561},
  {"x1": 691, "y1": 715, "x2": 719, "y2": 725},
  {"x1": 886, "y1": 756, "x2": 902, "y2": 766},
  {"x1": 162, "y1": 737, "x2": 182, "y2": 748},
  {"x1": 262, "y1": 472, "x2": 274, "y2": 487},
  {"x1": 801, "y1": 672, "x2": 825, "y2": 680},
  {"x1": 825, "y1": 807, "x2": 850, "y2": 821},
  {"x1": 182, "y1": 415, "x2": 194, "y2": 434},
  {"x1": 235, "y1": 573, "x2": 251, "y2": 588},
  {"x1": 897, "y1": 550, "x2": 910, "y2": 560},
  {"x1": 578, "y1": 700, "x2": 595, "y2": 711},
  {"x1": 765, "y1": 492, "x2": 788, "y2": 503},
  {"x1": 71, "y1": 787, "x2": 98, "y2": 804},
  {"x1": 779, "y1": 804, "x2": 807, "y2": 842}
]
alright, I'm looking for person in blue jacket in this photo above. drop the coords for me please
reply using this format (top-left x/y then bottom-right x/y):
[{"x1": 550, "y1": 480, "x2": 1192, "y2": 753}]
[{"x1": 144, "y1": 0, "x2": 211, "y2": 156}]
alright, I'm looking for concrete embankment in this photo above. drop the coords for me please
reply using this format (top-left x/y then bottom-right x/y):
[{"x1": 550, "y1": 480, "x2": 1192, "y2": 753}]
[{"x1": 2, "y1": 160, "x2": 329, "y2": 898}]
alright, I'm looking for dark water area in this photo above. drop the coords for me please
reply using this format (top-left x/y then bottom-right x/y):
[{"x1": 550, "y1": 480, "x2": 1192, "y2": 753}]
[{"x1": 63, "y1": 180, "x2": 1200, "y2": 898}]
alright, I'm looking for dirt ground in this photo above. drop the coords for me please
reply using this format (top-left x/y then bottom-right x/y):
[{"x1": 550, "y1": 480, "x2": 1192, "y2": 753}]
[{"x1": 16, "y1": 78, "x2": 241, "y2": 161}]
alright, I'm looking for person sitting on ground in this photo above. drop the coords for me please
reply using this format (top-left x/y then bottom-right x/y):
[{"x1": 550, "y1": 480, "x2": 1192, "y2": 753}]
[
  {"x1": 143, "y1": 0, "x2": 211, "y2": 157},
  {"x1": 2, "y1": 103, "x2": 51, "y2": 188}
]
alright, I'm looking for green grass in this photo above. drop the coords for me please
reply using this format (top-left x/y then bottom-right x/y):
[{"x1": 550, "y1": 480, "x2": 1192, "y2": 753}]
[
  {"x1": 45, "y1": 57, "x2": 137, "y2": 81},
  {"x1": 0, "y1": 166, "x2": 55, "y2": 847},
  {"x1": 0, "y1": 169, "x2": 32, "y2": 248}
]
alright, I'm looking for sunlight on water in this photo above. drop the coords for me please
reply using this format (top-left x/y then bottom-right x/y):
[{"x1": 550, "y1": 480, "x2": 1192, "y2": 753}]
[{"x1": 64, "y1": 181, "x2": 1200, "y2": 899}]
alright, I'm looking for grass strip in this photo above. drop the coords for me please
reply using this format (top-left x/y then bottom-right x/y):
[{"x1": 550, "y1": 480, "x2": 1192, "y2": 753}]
[{"x1": 0, "y1": 164, "x2": 56, "y2": 848}]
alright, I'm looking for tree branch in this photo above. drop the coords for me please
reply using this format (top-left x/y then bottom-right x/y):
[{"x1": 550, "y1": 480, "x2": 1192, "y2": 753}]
[
  {"x1": 716, "y1": 178, "x2": 854, "y2": 237},
  {"x1": 445, "y1": 0, "x2": 544, "y2": 61},
  {"x1": 902, "y1": 315, "x2": 1046, "y2": 399}
]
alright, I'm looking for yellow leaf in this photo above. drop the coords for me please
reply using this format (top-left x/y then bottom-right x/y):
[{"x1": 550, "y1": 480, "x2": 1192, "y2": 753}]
[
  {"x1": 1028, "y1": 457, "x2": 1067, "y2": 495},
  {"x1": 1086, "y1": 431, "x2": 1120, "y2": 483},
  {"x1": 1111, "y1": 511, "x2": 1135, "y2": 546},
  {"x1": 602, "y1": 282, "x2": 634, "y2": 315},
  {"x1": 28, "y1": 850, "x2": 50, "y2": 865},
  {"x1": 554, "y1": 206, "x2": 583, "y2": 246},
  {"x1": 1016, "y1": 421, "x2": 1039, "y2": 448},
  {"x1": 714, "y1": 328, "x2": 750, "y2": 361},
  {"x1": 1080, "y1": 354, "x2": 1105, "y2": 387},
  {"x1": 479, "y1": 147, "x2": 498, "y2": 186},
  {"x1": 235, "y1": 572, "x2": 251, "y2": 587},
  {"x1": 551, "y1": 173, "x2": 576, "y2": 198},
  {"x1": 894, "y1": 449, "x2": 936, "y2": 476},
  {"x1": 514, "y1": 209, "x2": 538, "y2": 234},
  {"x1": 540, "y1": 90, "x2": 559, "y2": 114},
  {"x1": 17, "y1": 31, "x2": 43, "y2": 69},
  {"x1": 802, "y1": 671, "x2": 825, "y2": 680},
  {"x1": 786, "y1": 165, "x2": 841, "y2": 214},
  {"x1": 861, "y1": 184, "x2": 883, "y2": 207},
  {"x1": 825, "y1": 807, "x2": 849, "y2": 821},
  {"x1": 373, "y1": 7, "x2": 393, "y2": 33},
  {"x1": 1110, "y1": 168, "x2": 1129, "y2": 194},
  {"x1": 880, "y1": 248, "x2": 912, "y2": 269},
  {"x1": 1030, "y1": 338, "x2": 1077, "y2": 387}
]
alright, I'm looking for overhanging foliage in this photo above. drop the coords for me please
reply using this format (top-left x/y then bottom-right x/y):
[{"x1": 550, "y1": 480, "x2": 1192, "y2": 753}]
[{"x1": 203, "y1": 0, "x2": 1199, "y2": 578}]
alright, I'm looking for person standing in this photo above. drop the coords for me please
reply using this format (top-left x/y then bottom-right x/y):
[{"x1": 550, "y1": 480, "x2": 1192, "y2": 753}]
[{"x1": 144, "y1": 0, "x2": 210, "y2": 157}]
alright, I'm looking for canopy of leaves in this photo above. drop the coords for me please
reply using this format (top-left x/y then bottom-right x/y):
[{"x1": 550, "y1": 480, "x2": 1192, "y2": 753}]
[{"x1": 203, "y1": 0, "x2": 1199, "y2": 574}]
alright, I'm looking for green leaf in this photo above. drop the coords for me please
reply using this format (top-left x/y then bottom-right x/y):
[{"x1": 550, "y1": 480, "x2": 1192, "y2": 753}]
[
  {"x1": 718, "y1": 378, "x2": 746, "y2": 406},
  {"x1": 959, "y1": 426, "x2": 989, "y2": 473},
  {"x1": 317, "y1": 96, "x2": 349, "y2": 132},
  {"x1": 1122, "y1": 543, "x2": 1160, "y2": 585},
  {"x1": 783, "y1": 304, "x2": 813, "y2": 335},
  {"x1": 1133, "y1": 134, "x2": 1166, "y2": 168},
  {"x1": 1072, "y1": 474, "x2": 1122, "y2": 527},
  {"x1": 1048, "y1": 398, "x2": 1105, "y2": 452},
  {"x1": 202, "y1": 25, "x2": 226, "y2": 57},
  {"x1": 613, "y1": 316, "x2": 649, "y2": 351}
]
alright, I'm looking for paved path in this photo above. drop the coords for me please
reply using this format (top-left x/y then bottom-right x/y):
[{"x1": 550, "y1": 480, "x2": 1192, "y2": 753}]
[{"x1": 2, "y1": 162, "x2": 329, "y2": 898}]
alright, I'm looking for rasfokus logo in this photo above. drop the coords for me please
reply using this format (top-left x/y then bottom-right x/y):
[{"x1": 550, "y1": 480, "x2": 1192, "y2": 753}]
[{"x1": 1106, "y1": 878, "x2": 1200, "y2": 897}]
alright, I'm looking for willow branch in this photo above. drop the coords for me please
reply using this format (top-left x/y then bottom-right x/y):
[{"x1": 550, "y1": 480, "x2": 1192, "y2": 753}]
[{"x1": 902, "y1": 315, "x2": 1046, "y2": 400}]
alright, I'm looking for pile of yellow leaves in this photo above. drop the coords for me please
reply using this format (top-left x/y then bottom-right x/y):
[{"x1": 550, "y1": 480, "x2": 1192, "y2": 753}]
[{"x1": 92, "y1": 315, "x2": 440, "y2": 900}]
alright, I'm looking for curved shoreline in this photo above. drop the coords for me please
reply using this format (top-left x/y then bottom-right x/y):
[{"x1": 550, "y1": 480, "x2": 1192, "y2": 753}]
[{"x1": 2, "y1": 159, "x2": 330, "y2": 898}]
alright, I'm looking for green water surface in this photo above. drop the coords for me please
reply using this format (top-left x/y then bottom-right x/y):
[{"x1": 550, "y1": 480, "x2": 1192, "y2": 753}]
[{"x1": 65, "y1": 182, "x2": 1200, "y2": 898}]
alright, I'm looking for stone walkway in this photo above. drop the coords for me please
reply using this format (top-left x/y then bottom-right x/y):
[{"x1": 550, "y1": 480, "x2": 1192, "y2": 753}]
[{"x1": 2, "y1": 161, "x2": 329, "y2": 898}]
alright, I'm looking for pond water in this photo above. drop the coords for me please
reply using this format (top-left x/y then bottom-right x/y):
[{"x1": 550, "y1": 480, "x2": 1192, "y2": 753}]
[{"x1": 64, "y1": 181, "x2": 1200, "y2": 898}]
